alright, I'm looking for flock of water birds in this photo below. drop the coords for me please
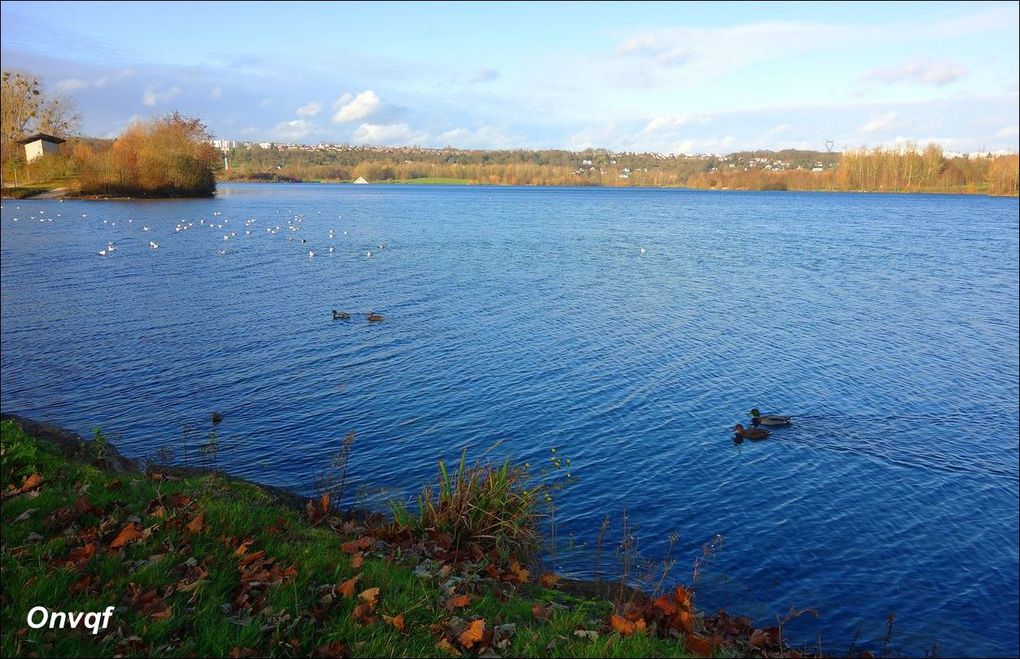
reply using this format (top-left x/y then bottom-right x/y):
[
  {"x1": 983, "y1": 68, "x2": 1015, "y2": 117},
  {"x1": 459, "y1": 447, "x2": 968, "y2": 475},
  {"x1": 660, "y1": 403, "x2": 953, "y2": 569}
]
[
  {"x1": 4, "y1": 203, "x2": 395, "y2": 321},
  {"x1": 732, "y1": 407, "x2": 792, "y2": 442}
]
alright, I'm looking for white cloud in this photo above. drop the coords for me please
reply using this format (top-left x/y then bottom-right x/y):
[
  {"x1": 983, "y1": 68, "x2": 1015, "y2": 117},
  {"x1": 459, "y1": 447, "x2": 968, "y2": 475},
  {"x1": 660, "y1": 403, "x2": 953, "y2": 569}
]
[
  {"x1": 271, "y1": 119, "x2": 315, "y2": 141},
  {"x1": 861, "y1": 60, "x2": 968, "y2": 87},
  {"x1": 860, "y1": 112, "x2": 900, "y2": 134},
  {"x1": 641, "y1": 114, "x2": 711, "y2": 134},
  {"x1": 351, "y1": 122, "x2": 424, "y2": 145},
  {"x1": 437, "y1": 125, "x2": 514, "y2": 148},
  {"x1": 996, "y1": 125, "x2": 1019, "y2": 139},
  {"x1": 332, "y1": 90, "x2": 381, "y2": 123},
  {"x1": 296, "y1": 101, "x2": 322, "y2": 117},
  {"x1": 55, "y1": 69, "x2": 133, "y2": 93},
  {"x1": 142, "y1": 85, "x2": 180, "y2": 107},
  {"x1": 670, "y1": 135, "x2": 736, "y2": 155},
  {"x1": 55, "y1": 78, "x2": 89, "y2": 92},
  {"x1": 469, "y1": 68, "x2": 501, "y2": 84}
]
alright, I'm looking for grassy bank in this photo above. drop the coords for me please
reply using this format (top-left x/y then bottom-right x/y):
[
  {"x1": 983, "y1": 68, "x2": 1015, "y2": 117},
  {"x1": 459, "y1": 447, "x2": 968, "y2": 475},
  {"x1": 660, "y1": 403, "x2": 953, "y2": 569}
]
[
  {"x1": 5, "y1": 416, "x2": 806, "y2": 658},
  {"x1": 0, "y1": 182, "x2": 62, "y2": 199}
]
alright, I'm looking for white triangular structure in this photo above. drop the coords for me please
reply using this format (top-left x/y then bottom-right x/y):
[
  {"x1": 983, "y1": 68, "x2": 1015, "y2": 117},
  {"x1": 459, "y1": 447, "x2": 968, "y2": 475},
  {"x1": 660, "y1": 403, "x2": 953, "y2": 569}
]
[{"x1": 352, "y1": 176, "x2": 368, "y2": 184}]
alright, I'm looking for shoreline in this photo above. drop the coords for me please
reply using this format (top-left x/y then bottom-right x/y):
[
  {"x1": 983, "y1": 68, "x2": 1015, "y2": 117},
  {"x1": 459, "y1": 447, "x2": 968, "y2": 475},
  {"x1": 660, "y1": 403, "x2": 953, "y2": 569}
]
[{"x1": 1, "y1": 412, "x2": 851, "y2": 657}]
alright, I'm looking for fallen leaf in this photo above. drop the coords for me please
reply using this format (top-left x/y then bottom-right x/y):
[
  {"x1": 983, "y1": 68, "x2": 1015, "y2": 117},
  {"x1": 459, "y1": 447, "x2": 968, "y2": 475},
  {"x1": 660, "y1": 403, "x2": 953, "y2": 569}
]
[
  {"x1": 341, "y1": 537, "x2": 373, "y2": 554},
  {"x1": 508, "y1": 560, "x2": 529, "y2": 583},
  {"x1": 684, "y1": 632, "x2": 715, "y2": 657},
  {"x1": 234, "y1": 538, "x2": 254, "y2": 557},
  {"x1": 652, "y1": 595, "x2": 676, "y2": 616},
  {"x1": 311, "y1": 641, "x2": 347, "y2": 658},
  {"x1": 168, "y1": 494, "x2": 192, "y2": 508},
  {"x1": 610, "y1": 614, "x2": 637, "y2": 636},
  {"x1": 337, "y1": 575, "x2": 361, "y2": 598},
  {"x1": 573, "y1": 629, "x2": 599, "y2": 640},
  {"x1": 351, "y1": 552, "x2": 364, "y2": 569},
  {"x1": 20, "y1": 473, "x2": 44, "y2": 493},
  {"x1": 359, "y1": 587, "x2": 380, "y2": 605},
  {"x1": 673, "y1": 584, "x2": 692, "y2": 609},
  {"x1": 457, "y1": 619, "x2": 486, "y2": 649},
  {"x1": 352, "y1": 602, "x2": 378, "y2": 625},
  {"x1": 538, "y1": 572, "x2": 560, "y2": 588},
  {"x1": 446, "y1": 594, "x2": 471, "y2": 611},
  {"x1": 383, "y1": 613, "x2": 406, "y2": 632},
  {"x1": 435, "y1": 638, "x2": 462, "y2": 656},
  {"x1": 110, "y1": 523, "x2": 144, "y2": 550},
  {"x1": 531, "y1": 603, "x2": 553, "y2": 622},
  {"x1": 186, "y1": 511, "x2": 205, "y2": 534}
]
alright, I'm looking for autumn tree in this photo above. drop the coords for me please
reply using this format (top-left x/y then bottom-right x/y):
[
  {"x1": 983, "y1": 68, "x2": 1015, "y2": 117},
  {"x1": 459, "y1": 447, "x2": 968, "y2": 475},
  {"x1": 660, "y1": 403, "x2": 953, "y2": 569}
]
[{"x1": 1, "y1": 70, "x2": 80, "y2": 166}]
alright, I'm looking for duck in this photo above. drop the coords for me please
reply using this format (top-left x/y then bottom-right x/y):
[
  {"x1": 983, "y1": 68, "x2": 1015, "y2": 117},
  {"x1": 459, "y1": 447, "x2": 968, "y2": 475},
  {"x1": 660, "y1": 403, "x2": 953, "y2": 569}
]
[
  {"x1": 332, "y1": 310, "x2": 350, "y2": 320},
  {"x1": 733, "y1": 423, "x2": 769, "y2": 440},
  {"x1": 749, "y1": 408, "x2": 792, "y2": 427},
  {"x1": 367, "y1": 312, "x2": 384, "y2": 322}
]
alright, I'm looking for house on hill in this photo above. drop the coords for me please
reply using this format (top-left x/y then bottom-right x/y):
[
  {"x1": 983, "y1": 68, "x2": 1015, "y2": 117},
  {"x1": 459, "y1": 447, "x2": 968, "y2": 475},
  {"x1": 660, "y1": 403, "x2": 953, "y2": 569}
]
[{"x1": 17, "y1": 133, "x2": 66, "y2": 162}]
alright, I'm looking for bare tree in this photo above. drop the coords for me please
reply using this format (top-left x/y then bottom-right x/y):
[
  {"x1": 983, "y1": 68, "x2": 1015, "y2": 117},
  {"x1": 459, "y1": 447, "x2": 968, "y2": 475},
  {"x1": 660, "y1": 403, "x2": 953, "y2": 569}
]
[{"x1": 1, "y1": 70, "x2": 81, "y2": 166}]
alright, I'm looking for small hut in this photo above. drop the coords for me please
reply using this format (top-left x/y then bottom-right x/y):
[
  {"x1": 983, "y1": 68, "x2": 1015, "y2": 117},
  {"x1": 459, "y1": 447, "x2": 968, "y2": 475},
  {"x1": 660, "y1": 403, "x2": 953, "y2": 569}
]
[
  {"x1": 17, "y1": 133, "x2": 66, "y2": 163},
  {"x1": 352, "y1": 176, "x2": 369, "y2": 184}
]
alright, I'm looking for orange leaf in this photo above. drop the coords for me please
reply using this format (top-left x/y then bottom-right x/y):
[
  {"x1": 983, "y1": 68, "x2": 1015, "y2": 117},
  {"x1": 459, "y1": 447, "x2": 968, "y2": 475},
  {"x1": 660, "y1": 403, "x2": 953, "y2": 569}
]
[
  {"x1": 446, "y1": 594, "x2": 471, "y2": 611},
  {"x1": 341, "y1": 537, "x2": 373, "y2": 554},
  {"x1": 151, "y1": 505, "x2": 166, "y2": 519},
  {"x1": 239, "y1": 550, "x2": 266, "y2": 567},
  {"x1": 508, "y1": 560, "x2": 529, "y2": 583},
  {"x1": 457, "y1": 619, "x2": 486, "y2": 649},
  {"x1": 337, "y1": 575, "x2": 360, "y2": 598},
  {"x1": 434, "y1": 638, "x2": 462, "y2": 656},
  {"x1": 352, "y1": 602, "x2": 378, "y2": 625},
  {"x1": 359, "y1": 587, "x2": 380, "y2": 605},
  {"x1": 673, "y1": 584, "x2": 692, "y2": 609},
  {"x1": 234, "y1": 538, "x2": 255, "y2": 557},
  {"x1": 186, "y1": 511, "x2": 205, "y2": 534},
  {"x1": 684, "y1": 632, "x2": 715, "y2": 658},
  {"x1": 610, "y1": 614, "x2": 637, "y2": 636},
  {"x1": 383, "y1": 613, "x2": 406, "y2": 632},
  {"x1": 538, "y1": 572, "x2": 560, "y2": 588},
  {"x1": 110, "y1": 523, "x2": 144, "y2": 550},
  {"x1": 20, "y1": 473, "x2": 44, "y2": 493},
  {"x1": 531, "y1": 603, "x2": 553, "y2": 622},
  {"x1": 652, "y1": 595, "x2": 676, "y2": 616},
  {"x1": 351, "y1": 552, "x2": 364, "y2": 568},
  {"x1": 671, "y1": 609, "x2": 694, "y2": 633}
]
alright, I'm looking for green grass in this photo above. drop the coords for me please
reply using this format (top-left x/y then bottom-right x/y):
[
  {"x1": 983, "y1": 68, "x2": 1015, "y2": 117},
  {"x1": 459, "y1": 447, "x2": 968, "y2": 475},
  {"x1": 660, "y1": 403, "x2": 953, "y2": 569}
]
[
  {"x1": 0, "y1": 182, "x2": 62, "y2": 199},
  {"x1": 1, "y1": 419, "x2": 700, "y2": 657}
]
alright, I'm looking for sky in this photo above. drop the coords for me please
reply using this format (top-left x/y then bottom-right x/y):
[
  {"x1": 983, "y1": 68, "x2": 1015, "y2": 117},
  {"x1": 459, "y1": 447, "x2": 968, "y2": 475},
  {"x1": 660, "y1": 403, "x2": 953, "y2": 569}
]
[{"x1": 2, "y1": 1, "x2": 1018, "y2": 154}]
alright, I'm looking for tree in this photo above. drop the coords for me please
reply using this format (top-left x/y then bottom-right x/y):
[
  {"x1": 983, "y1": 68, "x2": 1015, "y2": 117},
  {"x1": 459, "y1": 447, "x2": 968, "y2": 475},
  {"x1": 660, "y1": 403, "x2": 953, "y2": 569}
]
[{"x1": 1, "y1": 70, "x2": 81, "y2": 165}]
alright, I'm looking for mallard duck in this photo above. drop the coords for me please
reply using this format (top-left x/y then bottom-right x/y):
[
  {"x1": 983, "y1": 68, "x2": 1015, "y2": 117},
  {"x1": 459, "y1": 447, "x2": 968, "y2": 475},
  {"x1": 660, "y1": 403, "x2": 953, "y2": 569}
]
[
  {"x1": 367, "y1": 312, "x2": 384, "y2": 322},
  {"x1": 749, "y1": 408, "x2": 791, "y2": 427},
  {"x1": 332, "y1": 310, "x2": 350, "y2": 320},
  {"x1": 733, "y1": 423, "x2": 769, "y2": 440}
]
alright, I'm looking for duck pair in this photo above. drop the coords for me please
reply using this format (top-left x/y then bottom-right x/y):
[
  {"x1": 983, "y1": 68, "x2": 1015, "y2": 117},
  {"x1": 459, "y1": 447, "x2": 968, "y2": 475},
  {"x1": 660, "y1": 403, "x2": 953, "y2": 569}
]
[
  {"x1": 733, "y1": 408, "x2": 792, "y2": 441},
  {"x1": 332, "y1": 310, "x2": 384, "y2": 322}
]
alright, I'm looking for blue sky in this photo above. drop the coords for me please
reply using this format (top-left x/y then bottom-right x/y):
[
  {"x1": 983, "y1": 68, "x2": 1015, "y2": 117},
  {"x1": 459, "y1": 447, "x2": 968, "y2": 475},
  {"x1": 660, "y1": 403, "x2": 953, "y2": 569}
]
[{"x1": 2, "y1": 1, "x2": 1017, "y2": 153}]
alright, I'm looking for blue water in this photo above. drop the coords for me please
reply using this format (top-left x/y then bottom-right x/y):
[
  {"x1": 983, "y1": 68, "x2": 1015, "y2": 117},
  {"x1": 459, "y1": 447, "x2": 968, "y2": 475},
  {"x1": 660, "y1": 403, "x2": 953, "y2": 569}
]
[{"x1": 2, "y1": 184, "x2": 1017, "y2": 656}]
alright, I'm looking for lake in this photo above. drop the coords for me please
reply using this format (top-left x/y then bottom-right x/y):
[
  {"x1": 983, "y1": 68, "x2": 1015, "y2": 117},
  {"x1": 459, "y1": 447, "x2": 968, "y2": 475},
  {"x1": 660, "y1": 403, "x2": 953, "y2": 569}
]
[{"x1": 2, "y1": 183, "x2": 1017, "y2": 656}]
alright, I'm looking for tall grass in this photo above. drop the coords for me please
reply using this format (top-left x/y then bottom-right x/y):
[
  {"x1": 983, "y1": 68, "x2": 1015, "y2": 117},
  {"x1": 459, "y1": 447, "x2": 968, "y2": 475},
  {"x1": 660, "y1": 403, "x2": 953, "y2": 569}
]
[{"x1": 390, "y1": 450, "x2": 541, "y2": 561}]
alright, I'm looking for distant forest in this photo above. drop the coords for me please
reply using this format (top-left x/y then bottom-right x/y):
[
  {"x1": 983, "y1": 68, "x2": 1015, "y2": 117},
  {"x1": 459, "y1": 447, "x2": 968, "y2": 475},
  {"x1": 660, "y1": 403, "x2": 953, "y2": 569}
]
[{"x1": 217, "y1": 143, "x2": 1019, "y2": 196}]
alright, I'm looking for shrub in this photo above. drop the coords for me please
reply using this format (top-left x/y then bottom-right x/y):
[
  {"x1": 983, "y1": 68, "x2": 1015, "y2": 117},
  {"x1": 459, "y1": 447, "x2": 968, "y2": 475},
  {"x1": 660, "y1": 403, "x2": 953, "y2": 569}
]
[{"x1": 391, "y1": 450, "x2": 541, "y2": 561}]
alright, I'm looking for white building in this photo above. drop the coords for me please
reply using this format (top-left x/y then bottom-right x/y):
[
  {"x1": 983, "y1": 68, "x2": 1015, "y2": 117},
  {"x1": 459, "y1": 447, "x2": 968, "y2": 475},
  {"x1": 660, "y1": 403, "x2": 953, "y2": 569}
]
[{"x1": 18, "y1": 133, "x2": 65, "y2": 162}]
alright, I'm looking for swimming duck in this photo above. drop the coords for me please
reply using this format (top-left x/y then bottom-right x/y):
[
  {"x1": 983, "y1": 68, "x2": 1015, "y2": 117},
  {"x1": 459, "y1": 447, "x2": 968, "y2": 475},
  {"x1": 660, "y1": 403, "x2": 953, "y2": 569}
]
[
  {"x1": 733, "y1": 423, "x2": 769, "y2": 440},
  {"x1": 367, "y1": 312, "x2": 384, "y2": 322},
  {"x1": 332, "y1": 310, "x2": 350, "y2": 320},
  {"x1": 749, "y1": 408, "x2": 792, "y2": 427}
]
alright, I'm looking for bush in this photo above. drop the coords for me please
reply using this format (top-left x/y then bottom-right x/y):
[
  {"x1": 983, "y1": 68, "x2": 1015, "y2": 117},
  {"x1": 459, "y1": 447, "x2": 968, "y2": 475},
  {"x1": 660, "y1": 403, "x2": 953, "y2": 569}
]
[{"x1": 391, "y1": 450, "x2": 541, "y2": 561}]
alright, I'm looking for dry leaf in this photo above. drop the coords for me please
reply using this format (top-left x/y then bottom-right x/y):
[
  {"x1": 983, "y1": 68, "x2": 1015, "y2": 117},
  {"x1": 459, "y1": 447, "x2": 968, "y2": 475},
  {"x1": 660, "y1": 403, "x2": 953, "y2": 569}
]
[
  {"x1": 435, "y1": 638, "x2": 461, "y2": 656},
  {"x1": 508, "y1": 560, "x2": 529, "y2": 583},
  {"x1": 186, "y1": 511, "x2": 205, "y2": 534},
  {"x1": 538, "y1": 572, "x2": 560, "y2": 588},
  {"x1": 531, "y1": 603, "x2": 553, "y2": 622},
  {"x1": 337, "y1": 575, "x2": 360, "y2": 598},
  {"x1": 457, "y1": 619, "x2": 486, "y2": 649},
  {"x1": 341, "y1": 537, "x2": 373, "y2": 553},
  {"x1": 383, "y1": 613, "x2": 406, "y2": 632},
  {"x1": 358, "y1": 587, "x2": 380, "y2": 605},
  {"x1": 351, "y1": 552, "x2": 364, "y2": 569},
  {"x1": 20, "y1": 473, "x2": 44, "y2": 493},
  {"x1": 684, "y1": 631, "x2": 715, "y2": 657},
  {"x1": 352, "y1": 602, "x2": 378, "y2": 625},
  {"x1": 110, "y1": 523, "x2": 144, "y2": 550},
  {"x1": 610, "y1": 614, "x2": 637, "y2": 636},
  {"x1": 446, "y1": 594, "x2": 471, "y2": 611}
]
